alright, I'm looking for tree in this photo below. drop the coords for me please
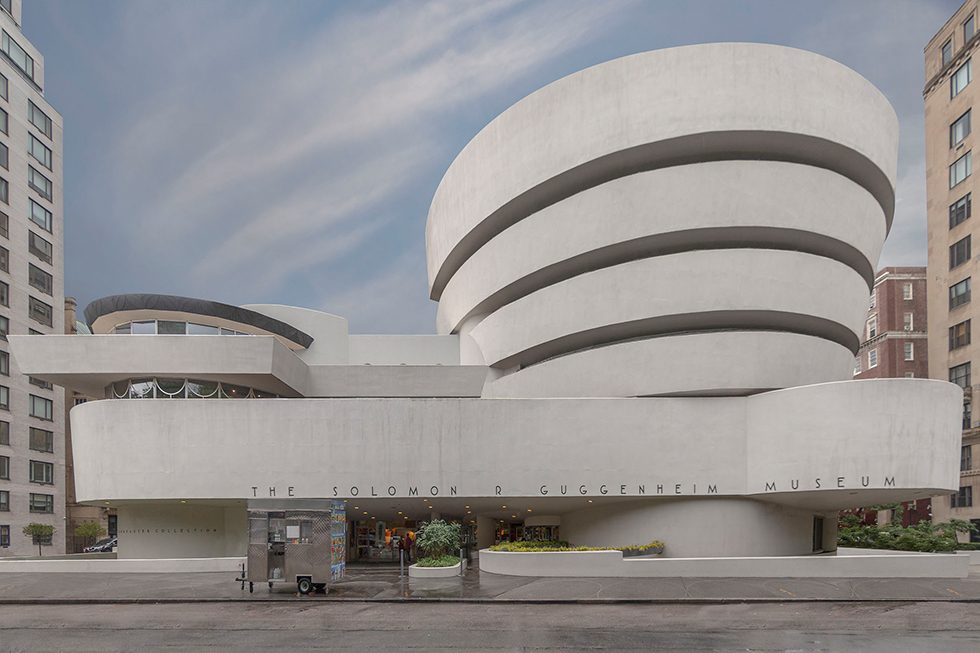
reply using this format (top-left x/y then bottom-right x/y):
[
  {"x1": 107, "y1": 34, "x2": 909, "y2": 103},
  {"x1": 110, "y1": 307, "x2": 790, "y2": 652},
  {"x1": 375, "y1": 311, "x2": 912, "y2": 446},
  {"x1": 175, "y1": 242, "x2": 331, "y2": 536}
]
[
  {"x1": 414, "y1": 520, "x2": 461, "y2": 559},
  {"x1": 74, "y1": 521, "x2": 106, "y2": 549},
  {"x1": 22, "y1": 523, "x2": 55, "y2": 557}
]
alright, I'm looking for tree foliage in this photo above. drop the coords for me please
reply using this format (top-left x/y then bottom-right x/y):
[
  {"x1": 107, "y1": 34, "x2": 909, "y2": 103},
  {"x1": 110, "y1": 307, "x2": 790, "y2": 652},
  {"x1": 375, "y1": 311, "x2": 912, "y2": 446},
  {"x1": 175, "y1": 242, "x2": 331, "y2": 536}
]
[
  {"x1": 838, "y1": 518, "x2": 977, "y2": 552},
  {"x1": 414, "y1": 519, "x2": 461, "y2": 558},
  {"x1": 22, "y1": 522, "x2": 55, "y2": 556},
  {"x1": 74, "y1": 521, "x2": 106, "y2": 539}
]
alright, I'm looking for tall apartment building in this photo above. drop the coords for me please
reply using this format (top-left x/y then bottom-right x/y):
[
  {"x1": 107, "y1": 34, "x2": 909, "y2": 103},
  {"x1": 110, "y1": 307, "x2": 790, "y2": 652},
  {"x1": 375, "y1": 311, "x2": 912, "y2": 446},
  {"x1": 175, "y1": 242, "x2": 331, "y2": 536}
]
[
  {"x1": 925, "y1": 1, "x2": 980, "y2": 539},
  {"x1": 852, "y1": 267, "x2": 931, "y2": 525},
  {"x1": 0, "y1": 0, "x2": 65, "y2": 556}
]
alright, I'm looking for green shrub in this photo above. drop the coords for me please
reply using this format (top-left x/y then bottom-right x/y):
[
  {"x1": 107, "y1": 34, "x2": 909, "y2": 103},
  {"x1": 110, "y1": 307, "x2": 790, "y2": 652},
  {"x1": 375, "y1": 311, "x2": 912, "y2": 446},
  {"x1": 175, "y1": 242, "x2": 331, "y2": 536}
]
[
  {"x1": 414, "y1": 554, "x2": 460, "y2": 568},
  {"x1": 488, "y1": 539, "x2": 666, "y2": 553},
  {"x1": 956, "y1": 542, "x2": 980, "y2": 550},
  {"x1": 838, "y1": 519, "x2": 977, "y2": 552},
  {"x1": 621, "y1": 540, "x2": 665, "y2": 551},
  {"x1": 74, "y1": 521, "x2": 106, "y2": 540},
  {"x1": 415, "y1": 520, "x2": 461, "y2": 558}
]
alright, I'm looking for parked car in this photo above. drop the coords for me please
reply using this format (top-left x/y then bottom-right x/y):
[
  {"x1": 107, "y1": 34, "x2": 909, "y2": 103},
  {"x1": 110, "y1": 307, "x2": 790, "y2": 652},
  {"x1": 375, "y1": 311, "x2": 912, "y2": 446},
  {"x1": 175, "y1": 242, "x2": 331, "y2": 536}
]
[{"x1": 83, "y1": 537, "x2": 117, "y2": 553}]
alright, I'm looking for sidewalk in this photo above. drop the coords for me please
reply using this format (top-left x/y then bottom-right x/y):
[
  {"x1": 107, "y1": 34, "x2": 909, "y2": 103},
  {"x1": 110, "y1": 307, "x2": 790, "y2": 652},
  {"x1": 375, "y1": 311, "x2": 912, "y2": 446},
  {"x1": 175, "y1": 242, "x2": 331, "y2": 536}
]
[{"x1": 2, "y1": 561, "x2": 980, "y2": 603}]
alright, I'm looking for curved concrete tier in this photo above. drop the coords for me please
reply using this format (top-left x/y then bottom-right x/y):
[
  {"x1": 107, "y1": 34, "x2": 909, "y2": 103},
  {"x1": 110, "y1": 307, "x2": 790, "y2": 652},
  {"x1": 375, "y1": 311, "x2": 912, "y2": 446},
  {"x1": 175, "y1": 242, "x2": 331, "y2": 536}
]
[
  {"x1": 485, "y1": 332, "x2": 856, "y2": 398},
  {"x1": 468, "y1": 249, "x2": 870, "y2": 369},
  {"x1": 437, "y1": 161, "x2": 886, "y2": 334},
  {"x1": 68, "y1": 379, "x2": 959, "y2": 519},
  {"x1": 426, "y1": 43, "x2": 898, "y2": 299}
]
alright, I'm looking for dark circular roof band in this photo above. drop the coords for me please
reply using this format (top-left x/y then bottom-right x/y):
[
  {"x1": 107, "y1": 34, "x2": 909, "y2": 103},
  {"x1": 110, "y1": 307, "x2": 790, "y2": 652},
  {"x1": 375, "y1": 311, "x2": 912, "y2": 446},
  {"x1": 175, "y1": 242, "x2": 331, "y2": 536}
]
[{"x1": 83, "y1": 293, "x2": 314, "y2": 348}]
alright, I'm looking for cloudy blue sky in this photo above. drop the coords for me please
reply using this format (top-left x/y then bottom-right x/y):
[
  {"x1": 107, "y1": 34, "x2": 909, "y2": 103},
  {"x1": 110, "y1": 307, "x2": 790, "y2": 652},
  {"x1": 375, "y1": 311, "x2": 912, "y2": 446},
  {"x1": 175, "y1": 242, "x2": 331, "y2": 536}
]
[{"x1": 23, "y1": 0, "x2": 963, "y2": 333}]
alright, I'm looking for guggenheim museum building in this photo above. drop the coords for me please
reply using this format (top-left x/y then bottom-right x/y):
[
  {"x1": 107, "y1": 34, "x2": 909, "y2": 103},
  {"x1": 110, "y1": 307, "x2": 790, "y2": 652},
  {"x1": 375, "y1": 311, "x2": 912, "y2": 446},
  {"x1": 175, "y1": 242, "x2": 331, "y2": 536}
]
[{"x1": 10, "y1": 43, "x2": 962, "y2": 562}]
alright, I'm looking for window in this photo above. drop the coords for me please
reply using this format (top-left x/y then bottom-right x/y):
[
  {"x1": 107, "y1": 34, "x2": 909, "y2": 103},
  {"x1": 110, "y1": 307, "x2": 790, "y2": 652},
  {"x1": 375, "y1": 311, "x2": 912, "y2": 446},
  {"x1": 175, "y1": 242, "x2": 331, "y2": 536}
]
[
  {"x1": 868, "y1": 348, "x2": 878, "y2": 368},
  {"x1": 867, "y1": 316, "x2": 878, "y2": 339},
  {"x1": 28, "y1": 101, "x2": 51, "y2": 139},
  {"x1": 29, "y1": 394, "x2": 52, "y2": 420},
  {"x1": 952, "y1": 486, "x2": 974, "y2": 508},
  {"x1": 1, "y1": 31, "x2": 34, "y2": 81},
  {"x1": 951, "y1": 320, "x2": 972, "y2": 349},
  {"x1": 0, "y1": 316, "x2": 8, "y2": 341},
  {"x1": 0, "y1": 72, "x2": 6, "y2": 99},
  {"x1": 28, "y1": 493, "x2": 53, "y2": 513},
  {"x1": 0, "y1": 385, "x2": 9, "y2": 410},
  {"x1": 0, "y1": 454, "x2": 7, "y2": 479},
  {"x1": 29, "y1": 231, "x2": 52, "y2": 263},
  {"x1": 964, "y1": 445, "x2": 973, "y2": 472},
  {"x1": 903, "y1": 283, "x2": 914, "y2": 300},
  {"x1": 0, "y1": 177, "x2": 7, "y2": 204},
  {"x1": 0, "y1": 106, "x2": 6, "y2": 134},
  {"x1": 952, "y1": 59, "x2": 972, "y2": 98},
  {"x1": 951, "y1": 151, "x2": 973, "y2": 188},
  {"x1": 951, "y1": 194, "x2": 973, "y2": 228},
  {"x1": 952, "y1": 236, "x2": 972, "y2": 268},
  {"x1": 0, "y1": 245, "x2": 7, "y2": 271},
  {"x1": 29, "y1": 200, "x2": 51, "y2": 232},
  {"x1": 29, "y1": 460, "x2": 53, "y2": 485},
  {"x1": 28, "y1": 296, "x2": 52, "y2": 327},
  {"x1": 967, "y1": 14, "x2": 976, "y2": 42},
  {"x1": 904, "y1": 342, "x2": 914, "y2": 361},
  {"x1": 869, "y1": 290, "x2": 876, "y2": 309},
  {"x1": 0, "y1": 280, "x2": 7, "y2": 306},
  {"x1": 28, "y1": 134, "x2": 51, "y2": 170},
  {"x1": 853, "y1": 357, "x2": 861, "y2": 375},
  {"x1": 951, "y1": 278, "x2": 972, "y2": 309},
  {"x1": 28, "y1": 167, "x2": 52, "y2": 201},
  {"x1": 28, "y1": 376, "x2": 51, "y2": 390},
  {"x1": 905, "y1": 372, "x2": 915, "y2": 378},
  {"x1": 0, "y1": 525, "x2": 8, "y2": 547},
  {"x1": 951, "y1": 362, "x2": 972, "y2": 389},
  {"x1": 943, "y1": 38, "x2": 954, "y2": 66},
  {"x1": 0, "y1": 211, "x2": 7, "y2": 238},
  {"x1": 0, "y1": 350, "x2": 8, "y2": 376},
  {"x1": 0, "y1": 491, "x2": 7, "y2": 511},
  {"x1": 953, "y1": 110, "x2": 973, "y2": 148},
  {"x1": 0, "y1": 420, "x2": 7, "y2": 445},
  {"x1": 29, "y1": 427, "x2": 52, "y2": 453},
  {"x1": 0, "y1": 143, "x2": 6, "y2": 170},
  {"x1": 902, "y1": 312, "x2": 913, "y2": 331},
  {"x1": 28, "y1": 264, "x2": 52, "y2": 295}
]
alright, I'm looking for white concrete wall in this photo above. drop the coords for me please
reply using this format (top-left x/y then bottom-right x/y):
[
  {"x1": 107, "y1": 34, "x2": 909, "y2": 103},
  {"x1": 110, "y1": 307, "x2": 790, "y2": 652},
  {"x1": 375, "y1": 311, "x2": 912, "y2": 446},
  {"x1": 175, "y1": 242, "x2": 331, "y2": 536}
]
[
  {"x1": 561, "y1": 498, "x2": 824, "y2": 557},
  {"x1": 116, "y1": 504, "x2": 245, "y2": 560},
  {"x1": 348, "y1": 335, "x2": 461, "y2": 365},
  {"x1": 477, "y1": 550, "x2": 970, "y2": 578}
]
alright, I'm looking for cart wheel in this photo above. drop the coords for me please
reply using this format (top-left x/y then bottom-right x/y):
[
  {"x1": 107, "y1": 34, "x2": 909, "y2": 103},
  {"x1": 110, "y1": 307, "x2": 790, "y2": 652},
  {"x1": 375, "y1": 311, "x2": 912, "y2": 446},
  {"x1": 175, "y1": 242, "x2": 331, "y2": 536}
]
[
  {"x1": 249, "y1": 582, "x2": 254, "y2": 594},
  {"x1": 297, "y1": 577, "x2": 313, "y2": 595}
]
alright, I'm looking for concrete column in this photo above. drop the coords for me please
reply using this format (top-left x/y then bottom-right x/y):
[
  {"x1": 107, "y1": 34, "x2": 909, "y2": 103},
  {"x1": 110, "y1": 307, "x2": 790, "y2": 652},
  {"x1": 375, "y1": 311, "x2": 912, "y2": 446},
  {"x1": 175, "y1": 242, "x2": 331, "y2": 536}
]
[{"x1": 476, "y1": 515, "x2": 495, "y2": 550}]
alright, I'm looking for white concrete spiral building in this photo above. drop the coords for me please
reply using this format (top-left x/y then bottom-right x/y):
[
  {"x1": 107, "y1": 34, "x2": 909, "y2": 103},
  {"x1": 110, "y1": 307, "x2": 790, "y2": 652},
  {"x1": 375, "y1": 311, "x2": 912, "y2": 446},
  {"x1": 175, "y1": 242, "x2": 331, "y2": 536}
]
[{"x1": 7, "y1": 43, "x2": 963, "y2": 566}]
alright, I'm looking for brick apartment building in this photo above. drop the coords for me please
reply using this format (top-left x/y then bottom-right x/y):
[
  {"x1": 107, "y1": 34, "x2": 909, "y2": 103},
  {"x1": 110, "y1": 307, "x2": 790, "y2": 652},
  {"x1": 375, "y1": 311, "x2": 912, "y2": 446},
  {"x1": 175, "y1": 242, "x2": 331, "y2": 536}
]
[{"x1": 853, "y1": 267, "x2": 931, "y2": 526}]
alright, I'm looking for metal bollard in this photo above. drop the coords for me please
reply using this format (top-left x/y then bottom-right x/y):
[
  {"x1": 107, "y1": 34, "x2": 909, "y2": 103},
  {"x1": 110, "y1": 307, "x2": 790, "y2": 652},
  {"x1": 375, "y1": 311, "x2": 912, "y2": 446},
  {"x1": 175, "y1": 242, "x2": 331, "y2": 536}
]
[
  {"x1": 400, "y1": 548, "x2": 404, "y2": 577},
  {"x1": 459, "y1": 547, "x2": 464, "y2": 576}
]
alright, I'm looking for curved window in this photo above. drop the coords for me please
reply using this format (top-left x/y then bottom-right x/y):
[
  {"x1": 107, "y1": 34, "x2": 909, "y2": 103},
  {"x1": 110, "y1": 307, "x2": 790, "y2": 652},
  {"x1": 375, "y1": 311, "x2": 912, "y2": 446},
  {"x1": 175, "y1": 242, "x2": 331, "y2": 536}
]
[
  {"x1": 107, "y1": 378, "x2": 278, "y2": 400},
  {"x1": 111, "y1": 320, "x2": 251, "y2": 336}
]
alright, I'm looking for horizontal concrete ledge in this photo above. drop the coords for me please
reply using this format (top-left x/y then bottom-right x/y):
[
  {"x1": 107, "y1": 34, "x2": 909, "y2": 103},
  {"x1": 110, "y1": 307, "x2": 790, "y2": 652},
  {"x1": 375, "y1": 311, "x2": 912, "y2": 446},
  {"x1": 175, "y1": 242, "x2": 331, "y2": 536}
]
[
  {"x1": 477, "y1": 549, "x2": 970, "y2": 578},
  {"x1": 408, "y1": 561, "x2": 465, "y2": 578},
  {"x1": 5, "y1": 597, "x2": 980, "y2": 605},
  {"x1": 0, "y1": 556, "x2": 245, "y2": 573},
  {"x1": 429, "y1": 131, "x2": 894, "y2": 299}
]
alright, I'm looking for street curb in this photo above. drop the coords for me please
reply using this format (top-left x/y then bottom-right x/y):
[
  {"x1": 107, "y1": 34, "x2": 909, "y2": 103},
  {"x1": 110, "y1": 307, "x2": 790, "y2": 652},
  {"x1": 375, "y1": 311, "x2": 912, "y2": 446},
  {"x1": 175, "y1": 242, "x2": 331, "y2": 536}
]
[{"x1": 2, "y1": 597, "x2": 980, "y2": 605}]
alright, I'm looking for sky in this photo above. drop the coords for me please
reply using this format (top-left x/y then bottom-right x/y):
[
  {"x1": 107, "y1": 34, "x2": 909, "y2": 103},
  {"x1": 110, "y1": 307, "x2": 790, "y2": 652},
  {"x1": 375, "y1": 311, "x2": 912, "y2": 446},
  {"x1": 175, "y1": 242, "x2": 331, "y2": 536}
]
[{"x1": 22, "y1": 0, "x2": 965, "y2": 333}]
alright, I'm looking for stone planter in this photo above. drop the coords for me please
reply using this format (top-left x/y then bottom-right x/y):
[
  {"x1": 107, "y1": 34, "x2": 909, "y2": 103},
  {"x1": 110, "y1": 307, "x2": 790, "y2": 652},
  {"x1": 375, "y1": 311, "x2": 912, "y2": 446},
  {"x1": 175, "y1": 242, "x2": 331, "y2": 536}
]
[
  {"x1": 408, "y1": 561, "x2": 464, "y2": 578},
  {"x1": 622, "y1": 546, "x2": 664, "y2": 558}
]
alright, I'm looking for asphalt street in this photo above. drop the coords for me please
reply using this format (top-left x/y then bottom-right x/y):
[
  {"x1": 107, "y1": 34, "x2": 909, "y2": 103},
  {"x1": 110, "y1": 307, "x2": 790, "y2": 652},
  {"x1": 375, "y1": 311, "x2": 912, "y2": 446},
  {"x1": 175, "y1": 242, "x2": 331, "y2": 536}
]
[{"x1": 1, "y1": 601, "x2": 980, "y2": 652}]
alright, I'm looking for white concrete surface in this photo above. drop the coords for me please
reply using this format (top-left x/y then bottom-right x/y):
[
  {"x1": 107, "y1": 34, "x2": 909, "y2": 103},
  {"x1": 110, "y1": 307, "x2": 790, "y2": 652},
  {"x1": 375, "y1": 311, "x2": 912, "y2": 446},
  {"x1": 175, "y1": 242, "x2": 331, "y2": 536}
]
[
  {"x1": 477, "y1": 549, "x2": 970, "y2": 578},
  {"x1": 468, "y1": 249, "x2": 869, "y2": 369},
  {"x1": 436, "y1": 161, "x2": 885, "y2": 334},
  {"x1": 0, "y1": 556, "x2": 244, "y2": 573},
  {"x1": 486, "y1": 332, "x2": 855, "y2": 398},
  {"x1": 426, "y1": 43, "x2": 898, "y2": 298},
  {"x1": 409, "y1": 561, "x2": 464, "y2": 578}
]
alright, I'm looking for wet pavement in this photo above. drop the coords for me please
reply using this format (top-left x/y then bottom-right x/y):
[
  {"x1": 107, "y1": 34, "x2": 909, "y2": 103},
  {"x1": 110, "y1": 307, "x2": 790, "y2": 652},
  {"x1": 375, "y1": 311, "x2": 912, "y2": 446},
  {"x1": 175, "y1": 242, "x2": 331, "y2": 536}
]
[{"x1": 3, "y1": 560, "x2": 980, "y2": 602}]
